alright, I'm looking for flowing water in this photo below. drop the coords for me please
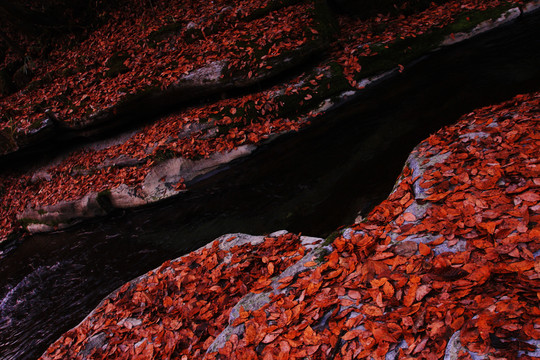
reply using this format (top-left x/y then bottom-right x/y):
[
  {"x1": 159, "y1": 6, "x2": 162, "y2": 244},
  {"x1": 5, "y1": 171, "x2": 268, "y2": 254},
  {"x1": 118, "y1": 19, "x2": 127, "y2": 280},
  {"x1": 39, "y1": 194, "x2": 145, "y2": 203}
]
[{"x1": 1, "y1": 11, "x2": 540, "y2": 360}]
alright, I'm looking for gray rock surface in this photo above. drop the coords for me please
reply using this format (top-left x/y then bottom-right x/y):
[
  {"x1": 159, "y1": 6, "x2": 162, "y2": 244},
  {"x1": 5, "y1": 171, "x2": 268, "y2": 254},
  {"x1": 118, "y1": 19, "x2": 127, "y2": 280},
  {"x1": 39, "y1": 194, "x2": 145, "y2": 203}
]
[
  {"x1": 406, "y1": 149, "x2": 451, "y2": 201},
  {"x1": 442, "y1": 7, "x2": 522, "y2": 46},
  {"x1": 18, "y1": 192, "x2": 109, "y2": 233},
  {"x1": 204, "y1": 238, "x2": 330, "y2": 357},
  {"x1": 19, "y1": 146, "x2": 256, "y2": 233}
]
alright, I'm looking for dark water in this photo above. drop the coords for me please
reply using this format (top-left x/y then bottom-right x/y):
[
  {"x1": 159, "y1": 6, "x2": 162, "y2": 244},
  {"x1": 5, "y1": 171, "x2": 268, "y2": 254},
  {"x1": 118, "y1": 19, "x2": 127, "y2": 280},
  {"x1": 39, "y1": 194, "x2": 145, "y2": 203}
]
[{"x1": 1, "y1": 11, "x2": 540, "y2": 360}]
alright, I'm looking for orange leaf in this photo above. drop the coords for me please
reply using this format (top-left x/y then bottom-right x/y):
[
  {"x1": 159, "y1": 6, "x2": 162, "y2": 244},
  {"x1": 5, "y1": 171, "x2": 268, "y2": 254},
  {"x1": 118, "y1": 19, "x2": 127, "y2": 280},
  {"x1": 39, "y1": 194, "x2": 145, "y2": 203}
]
[
  {"x1": 245, "y1": 322, "x2": 259, "y2": 345},
  {"x1": 507, "y1": 260, "x2": 534, "y2": 272},
  {"x1": 467, "y1": 265, "x2": 491, "y2": 284},
  {"x1": 415, "y1": 284, "x2": 432, "y2": 301},
  {"x1": 303, "y1": 326, "x2": 320, "y2": 345},
  {"x1": 348, "y1": 290, "x2": 362, "y2": 299},
  {"x1": 382, "y1": 281, "x2": 395, "y2": 297},
  {"x1": 451, "y1": 316, "x2": 465, "y2": 331},
  {"x1": 425, "y1": 191, "x2": 450, "y2": 202},
  {"x1": 362, "y1": 304, "x2": 383, "y2": 317},
  {"x1": 278, "y1": 276, "x2": 294, "y2": 283},
  {"x1": 370, "y1": 278, "x2": 388, "y2": 288},
  {"x1": 404, "y1": 283, "x2": 418, "y2": 307},
  {"x1": 268, "y1": 262, "x2": 275, "y2": 275},
  {"x1": 403, "y1": 212, "x2": 417, "y2": 222},
  {"x1": 372, "y1": 327, "x2": 397, "y2": 343},
  {"x1": 478, "y1": 221, "x2": 500, "y2": 234},
  {"x1": 262, "y1": 332, "x2": 280, "y2": 344},
  {"x1": 342, "y1": 330, "x2": 362, "y2": 341},
  {"x1": 428, "y1": 320, "x2": 446, "y2": 338},
  {"x1": 519, "y1": 191, "x2": 540, "y2": 202},
  {"x1": 418, "y1": 243, "x2": 431, "y2": 256}
]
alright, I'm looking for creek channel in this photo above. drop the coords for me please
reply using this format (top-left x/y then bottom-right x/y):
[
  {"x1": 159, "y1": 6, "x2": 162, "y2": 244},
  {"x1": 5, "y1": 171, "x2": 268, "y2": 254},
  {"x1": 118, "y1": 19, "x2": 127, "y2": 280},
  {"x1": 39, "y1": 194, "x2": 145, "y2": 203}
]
[{"x1": 1, "y1": 11, "x2": 540, "y2": 360}]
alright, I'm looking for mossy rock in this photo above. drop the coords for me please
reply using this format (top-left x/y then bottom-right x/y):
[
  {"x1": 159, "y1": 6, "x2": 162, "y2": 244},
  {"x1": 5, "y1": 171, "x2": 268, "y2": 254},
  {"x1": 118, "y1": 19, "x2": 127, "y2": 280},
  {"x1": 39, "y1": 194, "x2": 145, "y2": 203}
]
[
  {"x1": 313, "y1": 0, "x2": 339, "y2": 40},
  {"x1": 328, "y1": 0, "x2": 450, "y2": 18},
  {"x1": 445, "y1": 4, "x2": 516, "y2": 34},
  {"x1": 274, "y1": 61, "x2": 352, "y2": 118},
  {"x1": 354, "y1": 2, "x2": 517, "y2": 79}
]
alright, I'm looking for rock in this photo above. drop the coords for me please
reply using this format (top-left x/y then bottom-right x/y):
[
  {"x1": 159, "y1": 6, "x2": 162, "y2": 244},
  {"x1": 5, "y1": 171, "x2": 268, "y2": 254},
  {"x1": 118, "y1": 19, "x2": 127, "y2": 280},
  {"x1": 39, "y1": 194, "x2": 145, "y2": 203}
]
[
  {"x1": 179, "y1": 60, "x2": 227, "y2": 86},
  {"x1": 522, "y1": 0, "x2": 540, "y2": 14},
  {"x1": 80, "y1": 332, "x2": 107, "y2": 358},
  {"x1": 177, "y1": 121, "x2": 212, "y2": 140},
  {"x1": 441, "y1": 7, "x2": 522, "y2": 46},
  {"x1": 41, "y1": 230, "x2": 323, "y2": 359},
  {"x1": 215, "y1": 232, "x2": 266, "y2": 252},
  {"x1": 458, "y1": 131, "x2": 489, "y2": 141},
  {"x1": 140, "y1": 145, "x2": 255, "y2": 204},
  {"x1": 227, "y1": 292, "x2": 272, "y2": 326},
  {"x1": 30, "y1": 170, "x2": 52, "y2": 183},
  {"x1": 406, "y1": 148, "x2": 451, "y2": 200},
  {"x1": 100, "y1": 155, "x2": 145, "y2": 169},
  {"x1": 17, "y1": 192, "x2": 110, "y2": 233},
  {"x1": 20, "y1": 146, "x2": 257, "y2": 231},
  {"x1": 205, "y1": 240, "x2": 330, "y2": 357},
  {"x1": 109, "y1": 184, "x2": 147, "y2": 208}
]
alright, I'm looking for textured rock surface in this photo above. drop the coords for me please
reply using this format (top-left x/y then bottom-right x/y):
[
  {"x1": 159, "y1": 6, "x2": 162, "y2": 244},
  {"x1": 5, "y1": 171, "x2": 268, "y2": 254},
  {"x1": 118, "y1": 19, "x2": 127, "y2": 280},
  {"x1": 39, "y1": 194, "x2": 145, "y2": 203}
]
[
  {"x1": 41, "y1": 91, "x2": 540, "y2": 359},
  {"x1": 18, "y1": 146, "x2": 255, "y2": 233}
]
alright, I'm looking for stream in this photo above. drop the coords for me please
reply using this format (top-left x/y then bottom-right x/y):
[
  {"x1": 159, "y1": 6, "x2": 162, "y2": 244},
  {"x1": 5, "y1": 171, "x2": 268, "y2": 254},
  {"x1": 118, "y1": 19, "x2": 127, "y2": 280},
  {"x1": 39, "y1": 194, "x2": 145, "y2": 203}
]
[{"x1": 1, "y1": 11, "x2": 540, "y2": 360}]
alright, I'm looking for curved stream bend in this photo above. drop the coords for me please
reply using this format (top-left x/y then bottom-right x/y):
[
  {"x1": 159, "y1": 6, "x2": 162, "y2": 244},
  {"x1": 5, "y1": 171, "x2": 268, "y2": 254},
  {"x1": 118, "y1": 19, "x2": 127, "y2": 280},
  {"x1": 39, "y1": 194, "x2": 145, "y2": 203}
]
[{"x1": 1, "y1": 11, "x2": 540, "y2": 360}]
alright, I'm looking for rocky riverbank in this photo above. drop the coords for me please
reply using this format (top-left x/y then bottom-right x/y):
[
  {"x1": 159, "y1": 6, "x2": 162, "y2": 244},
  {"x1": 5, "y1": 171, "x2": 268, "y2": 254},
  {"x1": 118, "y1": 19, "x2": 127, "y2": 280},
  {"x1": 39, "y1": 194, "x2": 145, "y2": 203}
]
[
  {"x1": 41, "y1": 91, "x2": 539, "y2": 359},
  {"x1": 1, "y1": 0, "x2": 539, "y2": 244}
]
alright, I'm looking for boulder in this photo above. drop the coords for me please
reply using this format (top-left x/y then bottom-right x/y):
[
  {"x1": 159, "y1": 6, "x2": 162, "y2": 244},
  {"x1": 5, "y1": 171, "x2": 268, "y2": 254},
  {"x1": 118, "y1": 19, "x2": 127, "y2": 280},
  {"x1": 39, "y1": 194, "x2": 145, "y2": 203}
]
[
  {"x1": 20, "y1": 145, "x2": 257, "y2": 231},
  {"x1": 17, "y1": 192, "x2": 110, "y2": 233}
]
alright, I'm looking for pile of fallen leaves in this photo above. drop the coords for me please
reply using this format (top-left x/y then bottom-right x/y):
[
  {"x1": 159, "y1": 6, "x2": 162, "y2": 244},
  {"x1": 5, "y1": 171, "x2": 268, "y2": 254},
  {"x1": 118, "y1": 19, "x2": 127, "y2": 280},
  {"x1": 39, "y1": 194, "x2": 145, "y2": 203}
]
[
  {"x1": 208, "y1": 93, "x2": 540, "y2": 359},
  {"x1": 0, "y1": 0, "x2": 526, "y2": 242},
  {"x1": 0, "y1": 0, "x2": 319, "y2": 132},
  {"x1": 41, "y1": 92, "x2": 539, "y2": 358},
  {"x1": 41, "y1": 232, "x2": 315, "y2": 359}
]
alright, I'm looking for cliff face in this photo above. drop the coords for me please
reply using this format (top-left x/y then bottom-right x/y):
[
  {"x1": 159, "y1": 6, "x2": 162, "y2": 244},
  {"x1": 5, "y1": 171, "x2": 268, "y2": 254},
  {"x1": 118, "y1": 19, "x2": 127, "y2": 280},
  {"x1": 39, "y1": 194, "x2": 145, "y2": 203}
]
[{"x1": 41, "y1": 92, "x2": 540, "y2": 359}]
